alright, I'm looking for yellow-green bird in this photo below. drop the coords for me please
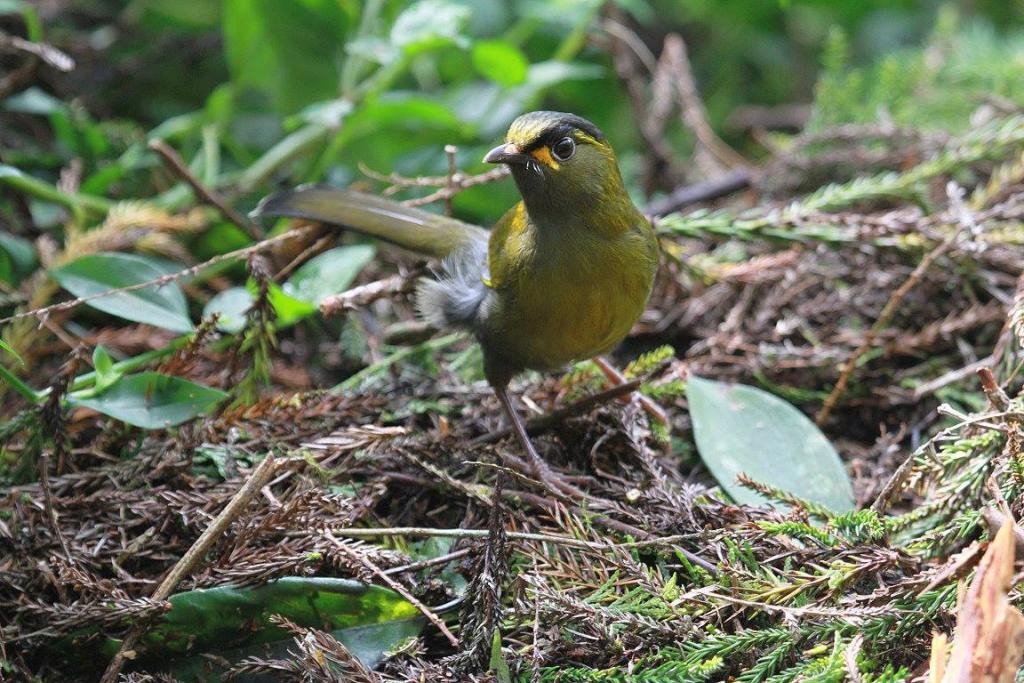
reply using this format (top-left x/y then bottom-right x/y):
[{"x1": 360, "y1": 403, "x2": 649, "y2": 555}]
[{"x1": 256, "y1": 111, "x2": 659, "y2": 493}]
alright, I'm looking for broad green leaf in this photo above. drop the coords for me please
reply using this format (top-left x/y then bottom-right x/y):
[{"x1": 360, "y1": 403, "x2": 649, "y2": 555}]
[
  {"x1": 337, "y1": 96, "x2": 463, "y2": 146},
  {"x1": 50, "y1": 252, "x2": 193, "y2": 333},
  {"x1": 284, "y1": 244, "x2": 376, "y2": 305},
  {"x1": 222, "y1": 0, "x2": 350, "y2": 113},
  {"x1": 203, "y1": 283, "x2": 318, "y2": 333},
  {"x1": 267, "y1": 282, "x2": 319, "y2": 325},
  {"x1": 687, "y1": 376, "x2": 855, "y2": 513},
  {"x1": 69, "y1": 372, "x2": 227, "y2": 429},
  {"x1": 390, "y1": 0, "x2": 470, "y2": 55},
  {"x1": 96, "y1": 577, "x2": 424, "y2": 680},
  {"x1": 472, "y1": 40, "x2": 529, "y2": 86},
  {"x1": 202, "y1": 286, "x2": 252, "y2": 333}
]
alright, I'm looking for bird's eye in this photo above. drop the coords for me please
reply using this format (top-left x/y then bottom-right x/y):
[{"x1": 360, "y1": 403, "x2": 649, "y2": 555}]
[{"x1": 551, "y1": 136, "x2": 576, "y2": 162}]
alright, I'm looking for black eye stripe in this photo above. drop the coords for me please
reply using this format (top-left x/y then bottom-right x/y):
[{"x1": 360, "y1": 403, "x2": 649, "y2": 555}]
[{"x1": 522, "y1": 121, "x2": 597, "y2": 153}]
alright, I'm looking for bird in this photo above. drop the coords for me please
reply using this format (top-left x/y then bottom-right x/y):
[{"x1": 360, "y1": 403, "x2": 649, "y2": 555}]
[{"x1": 255, "y1": 111, "x2": 660, "y2": 495}]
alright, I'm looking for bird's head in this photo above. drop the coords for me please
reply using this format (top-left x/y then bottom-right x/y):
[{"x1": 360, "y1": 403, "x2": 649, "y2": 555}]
[{"x1": 484, "y1": 111, "x2": 630, "y2": 223}]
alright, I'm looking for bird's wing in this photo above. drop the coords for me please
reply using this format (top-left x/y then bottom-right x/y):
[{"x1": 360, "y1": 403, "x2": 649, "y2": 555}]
[{"x1": 485, "y1": 202, "x2": 532, "y2": 290}]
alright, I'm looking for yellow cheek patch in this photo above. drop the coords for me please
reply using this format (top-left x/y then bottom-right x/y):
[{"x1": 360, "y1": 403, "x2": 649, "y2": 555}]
[{"x1": 530, "y1": 146, "x2": 560, "y2": 170}]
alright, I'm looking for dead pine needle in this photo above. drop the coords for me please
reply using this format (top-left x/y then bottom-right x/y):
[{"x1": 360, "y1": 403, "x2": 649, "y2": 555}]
[
  {"x1": 323, "y1": 530, "x2": 460, "y2": 648},
  {"x1": 99, "y1": 453, "x2": 281, "y2": 683},
  {"x1": 816, "y1": 183, "x2": 972, "y2": 425}
]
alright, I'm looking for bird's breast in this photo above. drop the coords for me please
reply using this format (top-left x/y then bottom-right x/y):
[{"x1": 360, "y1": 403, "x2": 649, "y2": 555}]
[{"x1": 482, "y1": 227, "x2": 657, "y2": 373}]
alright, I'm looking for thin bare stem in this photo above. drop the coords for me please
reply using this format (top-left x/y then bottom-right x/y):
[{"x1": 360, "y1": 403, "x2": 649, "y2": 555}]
[
  {"x1": 324, "y1": 530, "x2": 460, "y2": 647},
  {"x1": 0, "y1": 225, "x2": 317, "y2": 327},
  {"x1": 149, "y1": 139, "x2": 261, "y2": 240}
]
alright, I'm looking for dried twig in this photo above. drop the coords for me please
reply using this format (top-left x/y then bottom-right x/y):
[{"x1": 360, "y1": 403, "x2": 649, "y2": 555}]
[
  {"x1": 0, "y1": 34, "x2": 74, "y2": 71},
  {"x1": 644, "y1": 168, "x2": 751, "y2": 217},
  {"x1": 358, "y1": 161, "x2": 509, "y2": 208},
  {"x1": 593, "y1": 355, "x2": 669, "y2": 426},
  {"x1": 660, "y1": 34, "x2": 747, "y2": 176},
  {"x1": 149, "y1": 139, "x2": 261, "y2": 240},
  {"x1": 319, "y1": 272, "x2": 420, "y2": 316},
  {"x1": 977, "y1": 367, "x2": 1011, "y2": 411}
]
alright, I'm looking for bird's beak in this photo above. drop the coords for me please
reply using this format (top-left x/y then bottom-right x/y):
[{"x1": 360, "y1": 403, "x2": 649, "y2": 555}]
[{"x1": 483, "y1": 143, "x2": 531, "y2": 166}]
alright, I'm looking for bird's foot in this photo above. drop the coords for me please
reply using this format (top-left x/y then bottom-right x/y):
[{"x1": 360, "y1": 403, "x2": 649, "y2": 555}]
[{"x1": 493, "y1": 382, "x2": 587, "y2": 501}]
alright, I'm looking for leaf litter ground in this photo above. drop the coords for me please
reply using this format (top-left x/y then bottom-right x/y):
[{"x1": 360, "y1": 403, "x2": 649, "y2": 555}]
[{"x1": 5, "y1": 116, "x2": 1024, "y2": 682}]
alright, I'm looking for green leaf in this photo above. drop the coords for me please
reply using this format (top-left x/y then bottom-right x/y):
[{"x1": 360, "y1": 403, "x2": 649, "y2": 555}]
[
  {"x1": 338, "y1": 95, "x2": 463, "y2": 145},
  {"x1": 284, "y1": 244, "x2": 376, "y2": 305},
  {"x1": 296, "y1": 97, "x2": 355, "y2": 128},
  {"x1": 202, "y1": 286, "x2": 252, "y2": 333},
  {"x1": 267, "y1": 282, "x2": 319, "y2": 324},
  {"x1": 687, "y1": 376, "x2": 855, "y2": 513},
  {"x1": 472, "y1": 40, "x2": 529, "y2": 86},
  {"x1": 490, "y1": 630, "x2": 513, "y2": 683},
  {"x1": 137, "y1": 0, "x2": 221, "y2": 31},
  {"x1": 0, "y1": 338, "x2": 24, "y2": 365},
  {"x1": 390, "y1": 0, "x2": 470, "y2": 55},
  {"x1": 203, "y1": 282, "x2": 318, "y2": 333},
  {"x1": 91, "y1": 345, "x2": 121, "y2": 393},
  {"x1": 50, "y1": 253, "x2": 193, "y2": 333},
  {"x1": 1, "y1": 86, "x2": 65, "y2": 115},
  {"x1": 15, "y1": 234, "x2": 48, "y2": 277},
  {"x1": 0, "y1": 249, "x2": 12, "y2": 287},
  {"x1": 524, "y1": 60, "x2": 604, "y2": 90},
  {"x1": 222, "y1": 0, "x2": 350, "y2": 113},
  {"x1": 68, "y1": 372, "x2": 227, "y2": 429},
  {"x1": 98, "y1": 577, "x2": 424, "y2": 680}
]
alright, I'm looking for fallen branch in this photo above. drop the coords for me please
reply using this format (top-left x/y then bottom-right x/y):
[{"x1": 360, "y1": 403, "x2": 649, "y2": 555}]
[{"x1": 644, "y1": 168, "x2": 751, "y2": 217}]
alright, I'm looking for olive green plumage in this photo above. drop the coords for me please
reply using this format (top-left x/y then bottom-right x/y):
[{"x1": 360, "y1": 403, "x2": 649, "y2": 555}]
[
  {"x1": 257, "y1": 111, "x2": 659, "y2": 490},
  {"x1": 255, "y1": 110, "x2": 659, "y2": 390}
]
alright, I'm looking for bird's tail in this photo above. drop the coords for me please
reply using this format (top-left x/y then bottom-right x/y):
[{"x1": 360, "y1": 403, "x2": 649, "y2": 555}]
[{"x1": 252, "y1": 186, "x2": 487, "y2": 260}]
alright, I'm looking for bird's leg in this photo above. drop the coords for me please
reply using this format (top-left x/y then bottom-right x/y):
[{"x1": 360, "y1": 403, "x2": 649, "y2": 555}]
[
  {"x1": 592, "y1": 356, "x2": 670, "y2": 427},
  {"x1": 492, "y1": 383, "x2": 584, "y2": 500}
]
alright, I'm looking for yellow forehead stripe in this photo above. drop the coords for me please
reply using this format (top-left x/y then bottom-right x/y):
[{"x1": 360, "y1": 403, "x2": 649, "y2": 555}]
[
  {"x1": 506, "y1": 120, "x2": 548, "y2": 148},
  {"x1": 530, "y1": 146, "x2": 559, "y2": 169}
]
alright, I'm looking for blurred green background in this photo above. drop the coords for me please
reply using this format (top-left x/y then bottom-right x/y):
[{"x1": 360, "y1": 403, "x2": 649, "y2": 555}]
[{"x1": 3, "y1": 0, "x2": 1023, "y2": 231}]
